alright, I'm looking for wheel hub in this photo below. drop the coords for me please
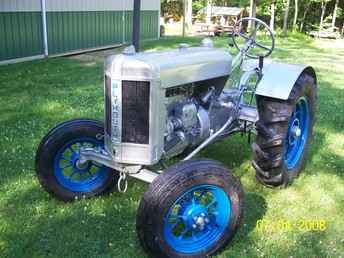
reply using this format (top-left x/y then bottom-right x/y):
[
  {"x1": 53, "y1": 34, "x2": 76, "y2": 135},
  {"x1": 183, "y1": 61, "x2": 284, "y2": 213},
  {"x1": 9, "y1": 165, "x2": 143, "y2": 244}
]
[
  {"x1": 193, "y1": 213, "x2": 210, "y2": 231},
  {"x1": 53, "y1": 137, "x2": 109, "y2": 193},
  {"x1": 71, "y1": 153, "x2": 90, "y2": 172},
  {"x1": 292, "y1": 126, "x2": 301, "y2": 138},
  {"x1": 163, "y1": 185, "x2": 232, "y2": 254},
  {"x1": 289, "y1": 119, "x2": 301, "y2": 145},
  {"x1": 284, "y1": 97, "x2": 310, "y2": 170},
  {"x1": 75, "y1": 159, "x2": 89, "y2": 170},
  {"x1": 184, "y1": 205, "x2": 210, "y2": 231}
]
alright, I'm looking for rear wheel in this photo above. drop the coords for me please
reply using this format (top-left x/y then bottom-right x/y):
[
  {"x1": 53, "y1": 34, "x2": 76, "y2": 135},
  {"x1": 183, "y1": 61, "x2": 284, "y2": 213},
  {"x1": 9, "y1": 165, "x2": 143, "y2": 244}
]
[
  {"x1": 35, "y1": 119, "x2": 118, "y2": 201},
  {"x1": 136, "y1": 159, "x2": 244, "y2": 258},
  {"x1": 252, "y1": 73, "x2": 317, "y2": 187}
]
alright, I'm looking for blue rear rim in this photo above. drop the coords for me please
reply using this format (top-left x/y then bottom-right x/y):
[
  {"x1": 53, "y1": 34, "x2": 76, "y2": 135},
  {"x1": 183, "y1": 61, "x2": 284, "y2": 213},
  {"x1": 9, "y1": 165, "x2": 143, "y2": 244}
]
[
  {"x1": 53, "y1": 137, "x2": 109, "y2": 192},
  {"x1": 285, "y1": 97, "x2": 310, "y2": 170},
  {"x1": 163, "y1": 184, "x2": 231, "y2": 254}
]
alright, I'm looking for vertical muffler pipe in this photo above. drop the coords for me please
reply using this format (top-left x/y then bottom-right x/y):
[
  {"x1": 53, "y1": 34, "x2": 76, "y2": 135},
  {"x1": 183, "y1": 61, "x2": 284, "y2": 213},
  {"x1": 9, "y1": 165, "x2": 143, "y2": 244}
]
[{"x1": 133, "y1": 0, "x2": 141, "y2": 52}]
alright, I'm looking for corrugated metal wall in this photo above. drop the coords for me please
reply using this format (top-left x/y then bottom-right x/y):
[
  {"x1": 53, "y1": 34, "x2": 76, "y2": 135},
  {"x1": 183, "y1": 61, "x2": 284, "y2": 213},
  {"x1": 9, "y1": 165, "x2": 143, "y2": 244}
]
[
  {"x1": 46, "y1": 11, "x2": 125, "y2": 55},
  {"x1": 0, "y1": 0, "x2": 160, "y2": 63},
  {"x1": 0, "y1": 0, "x2": 43, "y2": 61},
  {"x1": 124, "y1": 11, "x2": 160, "y2": 43}
]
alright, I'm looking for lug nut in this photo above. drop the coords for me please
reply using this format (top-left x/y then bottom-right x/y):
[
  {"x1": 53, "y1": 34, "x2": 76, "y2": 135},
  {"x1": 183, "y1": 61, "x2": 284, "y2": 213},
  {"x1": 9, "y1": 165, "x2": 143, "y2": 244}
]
[{"x1": 192, "y1": 224, "x2": 197, "y2": 229}]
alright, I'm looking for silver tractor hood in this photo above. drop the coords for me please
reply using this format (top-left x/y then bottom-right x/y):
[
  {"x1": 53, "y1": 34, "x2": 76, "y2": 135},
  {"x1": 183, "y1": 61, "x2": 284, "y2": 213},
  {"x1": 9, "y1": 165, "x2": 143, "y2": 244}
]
[{"x1": 105, "y1": 41, "x2": 232, "y2": 88}]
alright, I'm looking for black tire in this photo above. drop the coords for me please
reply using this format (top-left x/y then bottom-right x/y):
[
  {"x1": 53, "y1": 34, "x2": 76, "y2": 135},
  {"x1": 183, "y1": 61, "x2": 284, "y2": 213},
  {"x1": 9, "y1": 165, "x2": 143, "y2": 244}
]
[
  {"x1": 35, "y1": 119, "x2": 118, "y2": 201},
  {"x1": 252, "y1": 72, "x2": 317, "y2": 187},
  {"x1": 136, "y1": 159, "x2": 244, "y2": 258}
]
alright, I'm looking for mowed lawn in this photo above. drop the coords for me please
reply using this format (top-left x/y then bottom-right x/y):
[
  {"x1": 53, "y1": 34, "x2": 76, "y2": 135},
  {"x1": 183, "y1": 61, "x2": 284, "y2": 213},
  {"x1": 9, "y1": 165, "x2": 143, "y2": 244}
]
[{"x1": 0, "y1": 34, "x2": 343, "y2": 258}]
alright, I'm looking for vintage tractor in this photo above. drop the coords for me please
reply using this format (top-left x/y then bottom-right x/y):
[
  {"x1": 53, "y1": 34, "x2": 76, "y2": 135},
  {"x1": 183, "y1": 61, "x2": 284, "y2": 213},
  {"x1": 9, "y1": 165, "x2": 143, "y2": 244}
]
[{"x1": 36, "y1": 18, "x2": 317, "y2": 257}]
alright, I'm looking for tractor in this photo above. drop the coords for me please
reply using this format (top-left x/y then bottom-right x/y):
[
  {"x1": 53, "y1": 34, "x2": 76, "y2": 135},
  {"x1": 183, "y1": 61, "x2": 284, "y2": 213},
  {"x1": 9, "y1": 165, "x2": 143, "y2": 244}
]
[{"x1": 35, "y1": 18, "x2": 317, "y2": 257}]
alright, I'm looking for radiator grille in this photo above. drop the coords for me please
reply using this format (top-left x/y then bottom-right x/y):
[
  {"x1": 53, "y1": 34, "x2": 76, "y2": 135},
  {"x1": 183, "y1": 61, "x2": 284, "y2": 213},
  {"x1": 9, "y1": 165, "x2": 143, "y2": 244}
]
[
  {"x1": 105, "y1": 75, "x2": 112, "y2": 137},
  {"x1": 122, "y1": 81, "x2": 150, "y2": 144}
]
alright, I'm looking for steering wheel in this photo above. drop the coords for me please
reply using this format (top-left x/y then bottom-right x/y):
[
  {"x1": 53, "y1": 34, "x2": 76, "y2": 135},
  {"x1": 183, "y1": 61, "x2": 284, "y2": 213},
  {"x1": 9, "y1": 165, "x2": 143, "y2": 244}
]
[{"x1": 232, "y1": 17, "x2": 275, "y2": 59}]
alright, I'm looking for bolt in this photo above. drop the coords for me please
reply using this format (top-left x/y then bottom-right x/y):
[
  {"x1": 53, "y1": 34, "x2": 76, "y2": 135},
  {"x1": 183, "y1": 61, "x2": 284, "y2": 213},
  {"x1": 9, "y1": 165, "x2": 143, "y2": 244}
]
[
  {"x1": 201, "y1": 213, "x2": 206, "y2": 217},
  {"x1": 193, "y1": 216, "x2": 198, "y2": 222},
  {"x1": 205, "y1": 218, "x2": 210, "y2": 224},
  {"x1": 192, "y1": 224, "x2": 197, "y2": 229}
]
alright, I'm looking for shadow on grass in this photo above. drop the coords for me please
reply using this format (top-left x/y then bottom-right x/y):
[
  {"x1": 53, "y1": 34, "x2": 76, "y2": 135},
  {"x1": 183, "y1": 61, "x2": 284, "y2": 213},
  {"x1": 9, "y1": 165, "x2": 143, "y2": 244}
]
[
  {"x1": 0, "y1": 184, "x2": 266, "y2": 258},
  {"x1": 0, "y1": 184, "x2": 146, "y2": 258}
]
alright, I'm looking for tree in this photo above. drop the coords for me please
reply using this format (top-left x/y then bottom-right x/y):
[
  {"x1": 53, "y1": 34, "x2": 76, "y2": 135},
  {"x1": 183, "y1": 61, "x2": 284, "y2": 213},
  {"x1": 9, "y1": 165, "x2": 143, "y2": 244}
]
[
  {"x1": 282, "y1": 0, "x2": 290, "y2": 37},
  {"x1": 300, "y1": 1, "x2": 312, "y2": 32},
  {"x1": 186, "y1": 0, "x2": 193, "y2": 28},
  {"x1": 249, "y1": 0, "x2": 257, "y2": 30},
  {"x1": 161, "y1": 0, "x2": 184, "y2": 21},
  {"x1": 206, "y1": 0, "x2": 212, "y2": 24},
  {"x1": 320, "y1": 0, "x2": 328, "y2": 29},
  {"x1": 270, "y1": 1, "x2": 276, "y2": 32},
  {"x1": 332, "y1": 0, "x2": 339, "y2": 28},
  {"x1": 293, "y1": 0, "x2": 298, "y2": 29},
  {"x1": 340, "y1": 7, "x2": 344, "y2": 35}
]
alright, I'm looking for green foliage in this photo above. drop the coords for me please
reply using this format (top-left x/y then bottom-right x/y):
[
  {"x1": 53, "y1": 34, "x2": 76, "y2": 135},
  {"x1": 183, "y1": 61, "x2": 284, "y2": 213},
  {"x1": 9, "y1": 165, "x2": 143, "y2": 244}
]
[
  {"x1": 161, "y1": 0, "x2": 184, "y2": 21},
  {"x1": 160, "y1": 0, "x2": 344, "y2": 34},
  {"x1": 0, "y1": 35, "x2": 343, "y2": 257},
  {"x1": 192, "y1": 0, "x2": 205, "y2": 14},
  {"x1": 257, "y1": 0, "x2": 285, "y2": 23}
]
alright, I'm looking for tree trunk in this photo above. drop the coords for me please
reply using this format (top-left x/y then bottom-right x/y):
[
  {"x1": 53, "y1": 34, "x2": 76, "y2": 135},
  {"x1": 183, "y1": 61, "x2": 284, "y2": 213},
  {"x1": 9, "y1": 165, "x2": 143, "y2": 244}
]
[
  {"x1": 293, "y1": 0, "x2": 298, "y2": 29},
  {"x1": 248, "y1": 0, "x2": 257, "y2": 30},
  {"x1": 332, "y1": 0, "x2": 339, "y2": 29},
  {"x1": 320, "y1": 1, "x2": 327, "y2": 30},
  {"x1": 206, "y1": 0, "x2": 212, "y2": 24},
  {"x1": 270, "y1": 1, "x2": 276, "y2": 32},
  {"x1": 182, "y1": 0, "x2": 186, "y2": 37},
  {"x1": 282, "y1": 0, "x2": 290, "y2": 37},
  {"x1": 300, "y1": 2, "x2": 310, "y2": 32},
  {"x1": 186, "y1": 0, "x2": 193, "y2": 29}
]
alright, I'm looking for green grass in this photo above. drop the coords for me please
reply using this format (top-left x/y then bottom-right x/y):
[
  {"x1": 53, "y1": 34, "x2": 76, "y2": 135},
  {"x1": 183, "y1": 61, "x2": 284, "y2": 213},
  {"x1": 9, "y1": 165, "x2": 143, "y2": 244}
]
[{"x1": 0, "y1": 34, "x2": 343, "y2": 258}]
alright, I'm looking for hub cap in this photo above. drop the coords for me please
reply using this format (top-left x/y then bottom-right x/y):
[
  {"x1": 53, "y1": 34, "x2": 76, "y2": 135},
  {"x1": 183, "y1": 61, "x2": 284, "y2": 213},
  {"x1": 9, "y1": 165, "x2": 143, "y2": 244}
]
[
  {"x1": 285, "y1": 97, "x2": 310, "y2": 170},
  {"x1": 53, "y1": 137, "x2": 109, "y2": 192},
  {"x1": 163, "y1": 185, "x2": 231, "y2": 254}
]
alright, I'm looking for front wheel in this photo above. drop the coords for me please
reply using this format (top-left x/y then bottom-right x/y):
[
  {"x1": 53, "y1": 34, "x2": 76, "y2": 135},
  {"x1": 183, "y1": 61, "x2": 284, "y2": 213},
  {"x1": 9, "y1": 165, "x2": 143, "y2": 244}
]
[
  {"x1": 35, "y1": 119, "x2": 118, "y2": 201},
  {"x1": 252, "y1": 72, "x2": 317, "y2": 187},
  {"x1": 136, "y1": 159, "x2": 244, "y2": 258}
]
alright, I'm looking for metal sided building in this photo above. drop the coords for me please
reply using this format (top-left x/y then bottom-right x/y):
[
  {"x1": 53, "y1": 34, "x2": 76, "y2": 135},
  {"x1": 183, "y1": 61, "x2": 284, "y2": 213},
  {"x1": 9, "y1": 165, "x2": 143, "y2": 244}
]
[{"x1": 0, "y1": 0, "x2": 160, "y2": 64}]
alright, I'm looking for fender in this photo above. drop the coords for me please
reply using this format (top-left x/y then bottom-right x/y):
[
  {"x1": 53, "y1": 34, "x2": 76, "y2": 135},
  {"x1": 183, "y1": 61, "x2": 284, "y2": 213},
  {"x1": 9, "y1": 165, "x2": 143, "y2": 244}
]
[{"x1": 255, "y1": 61, "x2": 317, "y2": 100}]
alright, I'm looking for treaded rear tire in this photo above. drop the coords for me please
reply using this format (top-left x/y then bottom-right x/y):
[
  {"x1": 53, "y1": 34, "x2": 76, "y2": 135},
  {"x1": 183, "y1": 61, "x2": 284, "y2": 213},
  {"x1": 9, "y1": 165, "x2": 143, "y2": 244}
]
[{"x1": 252, "y1": 73, "x2": 317, "y2": 187}]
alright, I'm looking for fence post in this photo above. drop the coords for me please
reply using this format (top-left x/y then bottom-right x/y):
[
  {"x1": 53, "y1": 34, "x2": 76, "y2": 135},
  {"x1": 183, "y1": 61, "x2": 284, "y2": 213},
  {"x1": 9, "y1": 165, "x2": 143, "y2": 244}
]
[{"x1": 40, "y1": 0, "x2": 49, "y2": 56}]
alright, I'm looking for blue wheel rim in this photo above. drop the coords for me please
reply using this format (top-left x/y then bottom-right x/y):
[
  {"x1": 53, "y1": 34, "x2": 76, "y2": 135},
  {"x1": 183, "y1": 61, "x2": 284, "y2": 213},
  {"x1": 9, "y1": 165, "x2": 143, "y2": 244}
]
[
  {"x1": 53, "y1": 137, "x2": 109, "y2": 192},
  {"x1": 163, "y1": 184, "x2": 231, "y2": 254},
  {"x1": 285, "y1": 97, "x2": 310, "y2": 170}
]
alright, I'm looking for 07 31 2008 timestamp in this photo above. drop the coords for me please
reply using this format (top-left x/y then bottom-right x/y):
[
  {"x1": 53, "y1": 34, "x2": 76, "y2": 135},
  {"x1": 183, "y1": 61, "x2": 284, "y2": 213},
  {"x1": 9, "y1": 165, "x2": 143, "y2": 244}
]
[{"x1": 256, "y1": 219, "x2": 328, "y2": 233}]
